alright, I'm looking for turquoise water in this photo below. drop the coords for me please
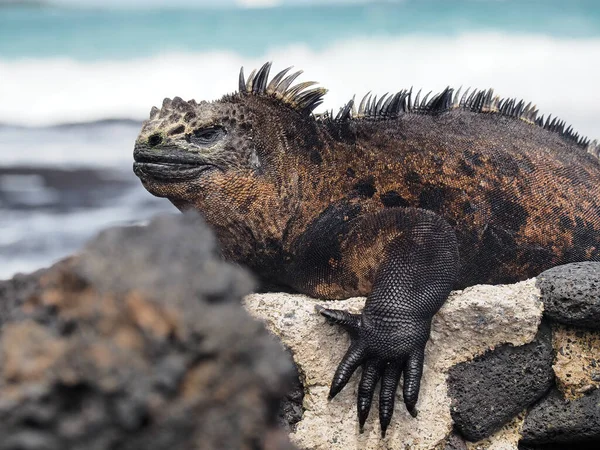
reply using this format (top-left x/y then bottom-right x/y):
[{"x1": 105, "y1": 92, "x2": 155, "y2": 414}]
[{"x1": 2, "y1": 1, "x2": 600, "y2": 60}]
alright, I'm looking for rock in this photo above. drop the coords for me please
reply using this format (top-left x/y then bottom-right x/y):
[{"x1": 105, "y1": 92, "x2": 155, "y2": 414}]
[
  {"x1": 465, "y1": 412, "x2": 526, "y2": 450},
  {"x1": 277, "y1": 348, "x2": 305, "y2": 432},
  {"x1": 552, "y1": 324, "x2": 600, "y2": 400},
  {"x1": 518, "y1": 442, "x2": 600, "y2": 450},
  {"x1": 429, "y1": 281, "x2": 544, "y2": 368},
  {"x1": 243, "y1": 279, "x2": 544, "y2": 449},
  {"x1": 441, "y1": 432, "x2": 467, "y2": 450},
  {"x1": 0, "y1": 268, "x2": 44, "y2": 326},
  {"x1": 0, "y1": 213, "x2": 296, "y2": 450},
  {"x1": 537, "y1": 262, "x2": 600, "y2": 330},
  {"x1": 447, "y1": 322, "x2": 554, "y2": 442},
  {"x1": 520, "y1": 387, "x2": 600, "y2": 447}
]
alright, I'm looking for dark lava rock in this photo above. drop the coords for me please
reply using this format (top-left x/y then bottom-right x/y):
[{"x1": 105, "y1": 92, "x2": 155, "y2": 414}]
[
  {"x1": 0, "y1": 268, "x2": 44, "y2": 326},
  {"x1": 448, "y1": 322, "x2": 554, "y2": 442},
  {"x1": 519, "y1": 442, "x2": 600, "y2": 450},
  {"x1": 520, "y1": 387, "x2": 600, "y2": 448},
  {"x1": 277, "y1": 348, "x2": 304, "y2": 432},
  {"x1": 443, "y1": 432, "x2": 468, "y2": 450},
  {"x1": 0, "y1": 213, "x2": 296, "y2": 450},
  {"x1": 537, "y1": 262, "x2": 600, "y2": 330}
]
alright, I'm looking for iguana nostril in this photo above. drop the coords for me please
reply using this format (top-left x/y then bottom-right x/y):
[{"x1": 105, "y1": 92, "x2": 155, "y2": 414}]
[{"x1": 148, "y1": 133, "x2": 163, "y2": 147}]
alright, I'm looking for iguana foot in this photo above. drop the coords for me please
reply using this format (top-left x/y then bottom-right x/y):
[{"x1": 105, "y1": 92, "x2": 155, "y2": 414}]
[{"x1": 316, "y1": 305, "x2": 427, "y2": 437}]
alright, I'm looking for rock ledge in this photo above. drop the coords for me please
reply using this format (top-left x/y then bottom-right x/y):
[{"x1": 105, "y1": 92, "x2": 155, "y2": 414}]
[{"x1": 244, "y1": 279, "x2": 543, "y2": 450}]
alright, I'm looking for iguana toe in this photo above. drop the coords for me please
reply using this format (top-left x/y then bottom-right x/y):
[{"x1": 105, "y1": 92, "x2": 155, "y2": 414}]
[
  {"x1": 317, "y1": 306, "x2": 361, "y2": 337},
  {"x1": 328, "y1": 342, "x2": 365, "y2": 399},
  {"x1": 357, "y1": 360, "x2": 382, "y2": 431},
  {"x1": 379, "y1": 361, "x2": 403, "y2": 437},
  {"x1": 403, "y1": 348, "x2": 425, "y2": 417}
]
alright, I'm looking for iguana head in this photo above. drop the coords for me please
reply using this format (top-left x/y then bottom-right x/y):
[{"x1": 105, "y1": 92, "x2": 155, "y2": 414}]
[{"x1": 133, "y1": 62, "x2": 327, "y2": 259}]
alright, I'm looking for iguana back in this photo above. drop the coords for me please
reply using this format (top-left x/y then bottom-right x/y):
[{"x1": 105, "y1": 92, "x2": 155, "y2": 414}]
[{"x1": 316, "y1": 108, "x2": 600, "y2": 287}]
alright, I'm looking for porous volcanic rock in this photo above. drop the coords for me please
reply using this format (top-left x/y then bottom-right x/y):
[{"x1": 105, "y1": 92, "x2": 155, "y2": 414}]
[
  {"x1": 243, "y1": 279, "x2": 544, "y2": 450},
  {"x1": 520, "y1": 387, "x2": 600, "y2": 447},
  {"x1": 447, "y1": 322, "x2": 554, "y2": 442},
  {"x1": 0, "y1": 213, "x2": 295, "y2": 450},
  {"x1": 537, "y1": 262, "x2": 600, "y2": 330},
  {"x1": 465, "y1": 412, "x2": 526, "y2": 450}
]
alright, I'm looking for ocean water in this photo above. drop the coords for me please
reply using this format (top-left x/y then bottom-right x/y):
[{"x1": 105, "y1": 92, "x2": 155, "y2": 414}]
[{"x1": 1, "y1": 0, "x2": 600, "y2": 278}]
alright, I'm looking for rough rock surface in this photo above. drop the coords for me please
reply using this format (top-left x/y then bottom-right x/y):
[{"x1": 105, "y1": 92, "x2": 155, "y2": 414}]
[
  {"x1": 277, "y1": 348, "x2": 305, "y2": 432},
  {"x1": 447, "y1": 322, "x2": 554, "y2": 442},
  {"x1": 466, "y1": 412, "x2": 526, "y2": 450},
  {"x1": 0, "y1": 213, "x2": 295, "y2": 450},
  {"x1": 244, "y1": 279, "x2": 544, "y2": 450},
  {"x1": 518, "y1": 442, "x2": 600, "y2": 450},
  {"x1": 520, "y1": 387, "x2": 600, "y2": 447},
  {"x1": 552, "y1": 324, "x2": 600, "y2": 400},
  {"x1": 441, "y1": 432, "x2": 468, "y2": 450},
  {"x1": 537, "y1": 262, "x2": 600, "y2": 330}
]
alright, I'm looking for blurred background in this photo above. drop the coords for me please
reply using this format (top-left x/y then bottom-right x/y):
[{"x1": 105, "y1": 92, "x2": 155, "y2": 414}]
[{"x1": 1, "y1": 0, "x2": 599, "y2": 279}]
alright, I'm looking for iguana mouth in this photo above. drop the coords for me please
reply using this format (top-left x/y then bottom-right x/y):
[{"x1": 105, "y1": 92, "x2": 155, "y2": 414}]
[
  {"x1": 133, "y1": 148, "x2": 220, "y2": 182},
  {"x1": 133, "y1": 162, "x2": 217, "y2": 182}
]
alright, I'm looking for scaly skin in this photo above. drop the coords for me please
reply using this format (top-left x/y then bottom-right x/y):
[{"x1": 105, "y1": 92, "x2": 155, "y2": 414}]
[{"x1": 133, "y1": 62, "x2": 600, "y2": 437}]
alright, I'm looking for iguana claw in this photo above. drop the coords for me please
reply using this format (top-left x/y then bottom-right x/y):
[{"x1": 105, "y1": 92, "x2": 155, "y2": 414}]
[{"x1": 319, "y1": 306, "x2": 427, "y2": 436}]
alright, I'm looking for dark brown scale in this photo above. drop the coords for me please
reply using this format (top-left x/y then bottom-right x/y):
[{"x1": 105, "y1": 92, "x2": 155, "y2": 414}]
[{"x1": 299, "y1": 110, "x2": 600, "y2": 288}]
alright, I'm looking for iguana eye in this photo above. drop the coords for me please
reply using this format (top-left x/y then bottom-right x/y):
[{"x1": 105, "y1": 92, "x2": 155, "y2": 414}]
[{"x1": 190, "y1": 126, "x2": 226, "y2": 146}]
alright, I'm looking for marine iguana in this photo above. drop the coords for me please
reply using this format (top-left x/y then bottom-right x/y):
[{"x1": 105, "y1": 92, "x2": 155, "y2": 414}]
[{"x1": 133, "y1": 62, "x2": 600, "y2": 437}]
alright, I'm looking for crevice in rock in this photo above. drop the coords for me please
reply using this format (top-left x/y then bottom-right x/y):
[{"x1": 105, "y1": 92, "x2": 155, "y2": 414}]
[{"x1": 277, "y1": 346, "x2": 305, "y2": 431}]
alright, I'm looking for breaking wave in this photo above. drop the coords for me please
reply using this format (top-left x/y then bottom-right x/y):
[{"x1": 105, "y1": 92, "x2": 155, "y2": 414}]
[{"x1": 1, "y1": 32, "x2": 600, "y2": 138}]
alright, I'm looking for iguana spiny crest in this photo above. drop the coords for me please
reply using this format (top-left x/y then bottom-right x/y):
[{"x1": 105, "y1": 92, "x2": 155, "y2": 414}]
[{"x1": 138, "y1": 61, "x2": 598, "y2": 161}]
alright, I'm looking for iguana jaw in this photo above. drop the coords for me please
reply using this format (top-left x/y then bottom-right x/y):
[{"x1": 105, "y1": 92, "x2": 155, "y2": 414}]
[
  {"x1": 133, "y1": 146, "x2": 221, "y2": 182},
  {"x1": 133, "y1": 162, "x2": 217, "y2": 182}
]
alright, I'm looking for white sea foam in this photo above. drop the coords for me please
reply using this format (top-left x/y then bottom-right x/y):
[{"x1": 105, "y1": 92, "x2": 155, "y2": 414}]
[{"x1": 2, "y1": 32, "x2": 600, "y2": 136}]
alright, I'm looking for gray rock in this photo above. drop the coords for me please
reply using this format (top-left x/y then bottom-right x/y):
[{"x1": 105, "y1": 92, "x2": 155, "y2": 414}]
[
  {"x1": 447, "y1": 322, "x2": 554, "y2": 442},
  {"x1": 463, "y1": 412, "x2": 527, "y2": 450},
  {"x1": 443, "y1": 432, "x2": 467, "y2": 450},
  {"x1": 520, "y1": 387, "x2": 600, "y2": 447},
  {"x1": 0, "y1": 213, "x2": 296, "y2": 450},
  {"x1": 0, "y1": 268, "x2": 42, "y2": 326},
  {"x1": 537, "y1": 262, "x2": 600, "y2": 330}
]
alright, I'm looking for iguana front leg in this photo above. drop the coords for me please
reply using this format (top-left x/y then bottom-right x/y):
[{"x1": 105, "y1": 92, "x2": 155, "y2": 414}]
[{"x1": 287, "y1": 205, "x2": 459, "y2": 436}]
